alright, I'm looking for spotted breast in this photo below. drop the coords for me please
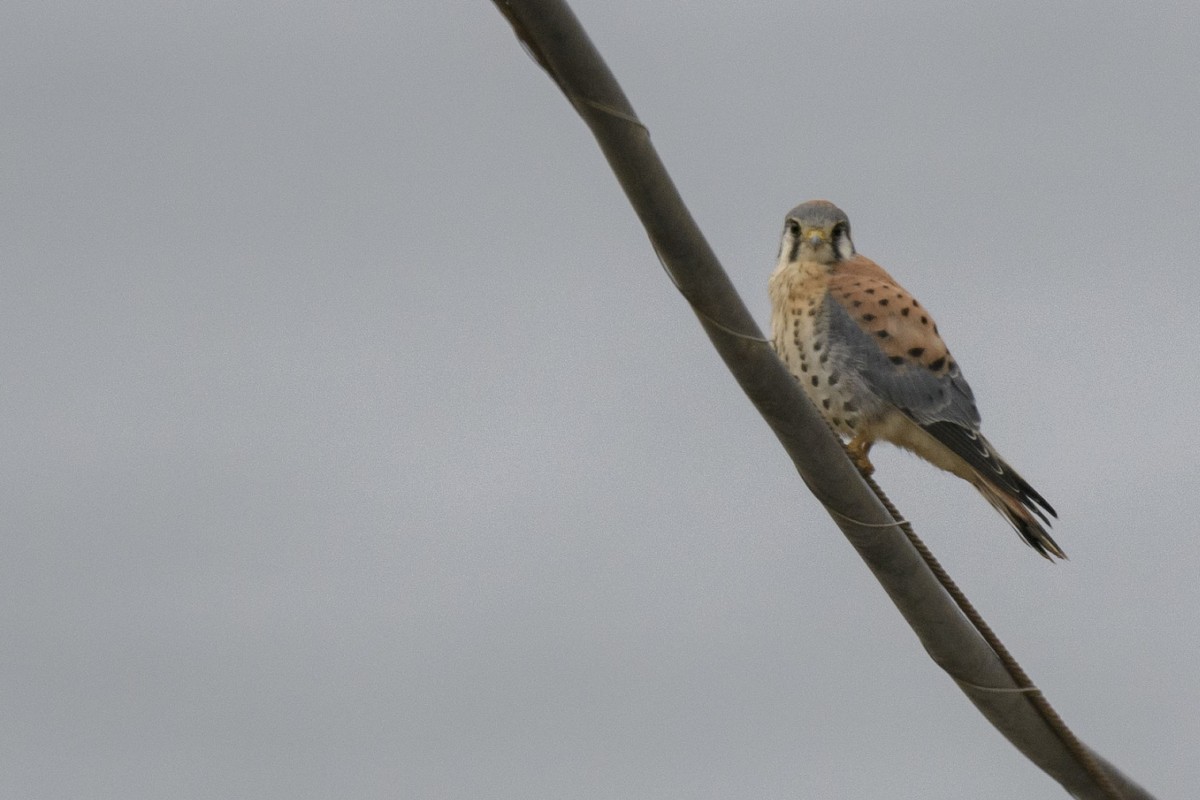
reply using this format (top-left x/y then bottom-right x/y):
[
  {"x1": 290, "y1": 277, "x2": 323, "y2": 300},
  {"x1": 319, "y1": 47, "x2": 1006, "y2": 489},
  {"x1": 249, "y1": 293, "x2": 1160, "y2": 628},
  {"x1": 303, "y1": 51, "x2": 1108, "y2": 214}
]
[{"x1": 769, "y1": 258, "x2": 884, "y2": 438}]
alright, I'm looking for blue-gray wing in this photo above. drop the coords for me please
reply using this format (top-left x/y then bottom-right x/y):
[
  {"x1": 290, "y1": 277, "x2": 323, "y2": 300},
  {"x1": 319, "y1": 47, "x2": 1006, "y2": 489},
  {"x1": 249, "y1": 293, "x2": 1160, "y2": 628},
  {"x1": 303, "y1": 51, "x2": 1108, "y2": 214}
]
[{"x1": 823, "y1": 291, "x2": 981, "y2": 429}]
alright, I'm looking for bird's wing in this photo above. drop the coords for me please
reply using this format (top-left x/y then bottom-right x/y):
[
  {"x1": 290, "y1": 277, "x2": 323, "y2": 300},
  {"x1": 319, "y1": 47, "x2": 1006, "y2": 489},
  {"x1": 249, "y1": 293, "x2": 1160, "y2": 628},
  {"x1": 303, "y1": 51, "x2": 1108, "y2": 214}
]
[
  {"x1": 825, "y1": 256, "x2": 979, "y2": 429},
  {"x1": 824, "y1": 257, "x2": 1056, "y2": 522}
]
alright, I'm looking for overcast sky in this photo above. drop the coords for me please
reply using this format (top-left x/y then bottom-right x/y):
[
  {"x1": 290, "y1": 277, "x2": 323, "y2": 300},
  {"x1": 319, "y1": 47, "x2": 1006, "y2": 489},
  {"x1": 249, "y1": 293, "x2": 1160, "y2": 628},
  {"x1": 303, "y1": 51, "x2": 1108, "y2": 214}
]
[{"x1": 3, "y1": 2, "x2": 1198, "y2": 798}]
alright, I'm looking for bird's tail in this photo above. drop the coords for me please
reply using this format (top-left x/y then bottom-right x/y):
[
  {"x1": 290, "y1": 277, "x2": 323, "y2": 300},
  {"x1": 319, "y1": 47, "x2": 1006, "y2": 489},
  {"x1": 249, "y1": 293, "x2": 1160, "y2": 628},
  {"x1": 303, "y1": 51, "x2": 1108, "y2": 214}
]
[{"x1": 973, "y1": 475, "x2": 1066, "y2": 561}]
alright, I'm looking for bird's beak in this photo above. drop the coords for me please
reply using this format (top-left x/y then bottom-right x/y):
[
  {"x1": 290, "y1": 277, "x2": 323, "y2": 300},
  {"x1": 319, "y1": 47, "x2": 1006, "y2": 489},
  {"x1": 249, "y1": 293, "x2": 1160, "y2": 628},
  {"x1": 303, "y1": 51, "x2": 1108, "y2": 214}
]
[{"x1": 806, "y1": 229, "x2": 828, "y2": 247}]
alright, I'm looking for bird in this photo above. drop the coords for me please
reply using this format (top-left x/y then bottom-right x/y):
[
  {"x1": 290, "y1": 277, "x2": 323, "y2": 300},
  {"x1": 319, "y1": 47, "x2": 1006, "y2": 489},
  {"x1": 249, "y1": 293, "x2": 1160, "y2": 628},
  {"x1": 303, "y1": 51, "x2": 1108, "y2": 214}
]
[{"x1": 768, "y1": 200, "x2": 1064, "y2": 559}]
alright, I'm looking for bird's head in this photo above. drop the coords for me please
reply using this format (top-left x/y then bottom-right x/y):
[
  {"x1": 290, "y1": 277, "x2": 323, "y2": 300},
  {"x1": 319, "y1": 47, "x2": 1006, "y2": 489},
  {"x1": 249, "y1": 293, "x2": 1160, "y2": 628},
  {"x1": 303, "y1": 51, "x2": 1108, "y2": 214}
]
[{"x1": 777, "y1": 200, "x2": 855, "y2": 268}]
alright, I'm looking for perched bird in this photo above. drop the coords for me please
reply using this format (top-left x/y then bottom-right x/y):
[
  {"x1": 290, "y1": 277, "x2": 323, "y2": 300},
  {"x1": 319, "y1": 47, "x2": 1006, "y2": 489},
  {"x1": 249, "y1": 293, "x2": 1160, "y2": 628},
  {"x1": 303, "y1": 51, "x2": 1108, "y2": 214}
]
[{"x1": 768, "y1": 200, "x2": 1063, "y2": 559}]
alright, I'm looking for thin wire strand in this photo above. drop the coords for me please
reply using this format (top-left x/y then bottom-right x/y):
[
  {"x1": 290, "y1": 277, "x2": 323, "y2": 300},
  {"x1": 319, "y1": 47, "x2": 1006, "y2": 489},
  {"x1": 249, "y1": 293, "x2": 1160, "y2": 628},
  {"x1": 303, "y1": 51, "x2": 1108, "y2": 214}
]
[
  {"x1": 578, "y1": 97, "x2": 647, "y2": 131},
  {"x1": 821, "y1": 503, "x2": 911, "y2": 529},
  {"x1": 952, "y1": 677, "x2": 1045, "y2": 695},
  {"x1": 650, "y1": 243, "x2": 771, "y2": 343}
]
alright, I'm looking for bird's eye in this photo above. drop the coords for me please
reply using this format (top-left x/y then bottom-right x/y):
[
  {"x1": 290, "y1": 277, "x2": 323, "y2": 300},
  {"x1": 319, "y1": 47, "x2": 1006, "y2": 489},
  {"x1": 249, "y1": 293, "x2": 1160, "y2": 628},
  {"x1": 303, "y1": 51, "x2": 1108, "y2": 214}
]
[{"x1": 786, "y1": 220, "x2": 801, "y2": 238}]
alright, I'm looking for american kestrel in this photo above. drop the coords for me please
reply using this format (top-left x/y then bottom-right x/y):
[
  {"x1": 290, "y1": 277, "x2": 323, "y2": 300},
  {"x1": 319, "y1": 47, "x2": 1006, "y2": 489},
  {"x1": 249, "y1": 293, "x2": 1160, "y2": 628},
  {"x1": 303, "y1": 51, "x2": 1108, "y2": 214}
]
[{"x1": 769, "y1": 200, "x2": 1063, "y2": 560}]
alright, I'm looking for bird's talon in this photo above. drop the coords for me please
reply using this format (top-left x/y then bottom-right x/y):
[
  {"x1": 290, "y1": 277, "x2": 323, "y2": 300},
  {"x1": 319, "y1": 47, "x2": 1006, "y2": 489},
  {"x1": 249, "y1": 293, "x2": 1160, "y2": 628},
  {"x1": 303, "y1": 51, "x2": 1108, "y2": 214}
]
[
  {"x1": 846, "y1": 437, "x2": 875, "y2": 475},
  {"x1": 853, "y1": 455, "x2": 875, "y2": 475}
]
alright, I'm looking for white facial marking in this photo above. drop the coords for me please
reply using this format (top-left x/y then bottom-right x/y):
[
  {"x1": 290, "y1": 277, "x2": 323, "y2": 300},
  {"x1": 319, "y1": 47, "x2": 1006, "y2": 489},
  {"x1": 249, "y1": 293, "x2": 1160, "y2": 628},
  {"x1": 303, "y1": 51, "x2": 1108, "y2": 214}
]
[{"x1": 834, "y1": 229, "x2": 855, "y2": 261}]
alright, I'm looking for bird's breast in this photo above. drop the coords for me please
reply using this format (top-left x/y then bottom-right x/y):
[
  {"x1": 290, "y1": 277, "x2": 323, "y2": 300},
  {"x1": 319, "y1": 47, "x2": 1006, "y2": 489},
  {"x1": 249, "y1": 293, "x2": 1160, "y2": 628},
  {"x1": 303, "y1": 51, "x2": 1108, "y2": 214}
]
[{"x1": 769, "y1": 262, "x2": 868, "y2": 436}]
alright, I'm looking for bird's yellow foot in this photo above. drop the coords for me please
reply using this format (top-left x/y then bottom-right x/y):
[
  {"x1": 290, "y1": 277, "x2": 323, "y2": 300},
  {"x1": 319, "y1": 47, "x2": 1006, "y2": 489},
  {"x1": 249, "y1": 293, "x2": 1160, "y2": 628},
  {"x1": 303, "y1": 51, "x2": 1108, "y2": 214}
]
[{"x1": 847, "y1": 435, "x2": 875, "y2": 475}]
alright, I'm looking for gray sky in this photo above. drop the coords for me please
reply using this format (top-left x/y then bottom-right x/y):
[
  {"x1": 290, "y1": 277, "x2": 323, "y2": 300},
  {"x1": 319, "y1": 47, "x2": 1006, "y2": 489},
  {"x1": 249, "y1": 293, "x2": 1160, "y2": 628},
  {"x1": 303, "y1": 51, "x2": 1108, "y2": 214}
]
[{"x1": 3, "y1": 2, "x2": 1198, "y2": 798}]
